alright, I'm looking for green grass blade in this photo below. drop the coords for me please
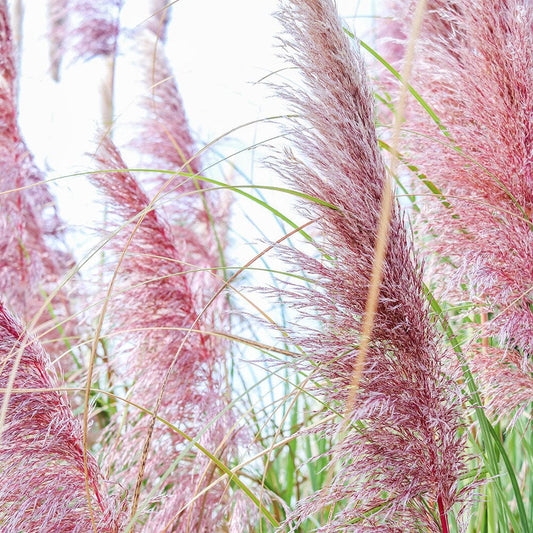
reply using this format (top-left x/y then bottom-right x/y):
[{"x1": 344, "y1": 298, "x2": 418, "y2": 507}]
[{"x1": 424, "y1": 284, "x2": 529, "y2": 532}]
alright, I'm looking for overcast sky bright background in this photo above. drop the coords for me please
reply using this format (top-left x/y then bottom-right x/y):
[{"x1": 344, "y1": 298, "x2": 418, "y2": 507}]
[{"x1": 12, "y1": 1, "x2": 377, "y2": 258}]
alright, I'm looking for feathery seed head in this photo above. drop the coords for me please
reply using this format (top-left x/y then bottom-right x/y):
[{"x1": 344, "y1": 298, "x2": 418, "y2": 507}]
[
  {"x1": 0, "y1": 302, "x2": 124, "y2": 532},
  {"x1": 270, "y1": 0, "x2": 471, "y2": 528}
]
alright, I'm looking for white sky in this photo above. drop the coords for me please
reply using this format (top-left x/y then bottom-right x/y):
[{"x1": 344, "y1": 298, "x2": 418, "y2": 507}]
[{"x1": 12, "y1": 0, "x2": 377, "y2": 258}]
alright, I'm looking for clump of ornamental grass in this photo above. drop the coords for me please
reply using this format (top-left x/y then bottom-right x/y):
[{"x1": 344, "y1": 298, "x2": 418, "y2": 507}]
[{"x1": 2, "y1": 0, "x2": 533, "y2": 531}]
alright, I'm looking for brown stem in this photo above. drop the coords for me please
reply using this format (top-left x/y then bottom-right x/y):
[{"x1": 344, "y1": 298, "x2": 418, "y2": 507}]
[{"x1": 481, "y1": 311, "x2": 489, "y2": 354}]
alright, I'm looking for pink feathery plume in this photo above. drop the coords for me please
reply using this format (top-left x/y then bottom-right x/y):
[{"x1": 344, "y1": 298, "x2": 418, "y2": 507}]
[
  {"x1": 375, "y1": 2, "x2": 407, "y2": 70},
  {"x1": 67, "y1": 0, "x2": 122, "y2": 61},
  {"x1": 131, "y1": 34, "x2": 231, "y2": 279},
  {"x1": 46, "y1": 0, "x2": 122, "y2": 82},
  {"x1": 271, "y1": 0, "x2": 470, "y2": 529},
  {"x1": 0, "y1": 302, "x2": 124, "y2": 531},
  {"x1": 139, "y1": 45, "x2": 201, "y2": 176},
  {"x1": 471, "y1": 346, "x2": 533, "y2": 423},
  {"x1": 0, "y1": 0, "x2": 77, "y2": 366},
  {"x1": 92, "y1": 139, "x2": 217, "y2": 385},
  {"x1": 92, "y1": 140, "x2": 242, "y2": 530},
  {"x1": 0, "y1": 149, "x2": 77, "y2": 362},
  {"x1": 133, "y1": 38, "x2": 215, "y2": 232},
  {"x1": 47, "y1": 0, "x2": 122, "y2": 131},
  {"x1": 146, "y1": 0, "x2": 171, "y2": 42},
  {"x1": 384, "y1": 0, "x2": 533, "y2": 415}
]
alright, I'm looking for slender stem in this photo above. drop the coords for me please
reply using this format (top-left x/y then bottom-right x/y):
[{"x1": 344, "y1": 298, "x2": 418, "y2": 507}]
[
  {"x1": 437, "y1": 495, "x2": 450, "y2": 533},
  {"x1": 480, "y1": 311, "x2": 489, "y2": 354}
]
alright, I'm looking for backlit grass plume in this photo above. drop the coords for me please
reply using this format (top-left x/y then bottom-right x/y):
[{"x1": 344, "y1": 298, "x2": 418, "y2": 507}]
[
  {"x1": 383, "y1": 0, "x2": 533, "y2": 416},
  {"x1": 64, "y1": 0, "x2": 122, "y2": 61},
  {"x1": 270, "y1": 0, "x2": 471, "y2": 529},
  {"x1": 0, "y1": 0, "x2": 77, "y2": 365},
  {"x1": 92, "y1": 140, "x2": 244, "y2": 531},
  {"x1": 0, "y1": 302, "x2": 124, "y2": 532},
  {"x1": 132, "y1": 31, "x2": 225, "y2": 242}
]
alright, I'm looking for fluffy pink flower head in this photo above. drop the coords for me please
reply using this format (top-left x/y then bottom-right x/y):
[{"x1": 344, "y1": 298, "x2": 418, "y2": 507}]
[
  {"x1": 92, "y1": 139, "x2": 217, "y2": 388},
  {"x1": 0, "y1": 302, "x2": 124, "y2": 532},
  {"x1": 131, "y1": 36, "x2": 222, "y2": 241},
  {"x1": 47, "y1": 0, "x2": 123, "y2": 81},
  {"x1": 270, "y1": 0, "x2": 471, "y2": 529},
  {"x1": 383, "y1": 0, "x2": 533, "y2": 413},
  {"x1": 67, "y1": 0, "x2": 123, "y2": 60},
  {"x1": 130, "y1": 32, "x2": 231, "y2": 290},
  {"x1": 92, "y1": 140, "x2": 242, "y2": 530}
]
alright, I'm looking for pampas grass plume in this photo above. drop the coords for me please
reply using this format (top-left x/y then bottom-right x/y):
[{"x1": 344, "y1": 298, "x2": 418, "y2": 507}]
[
  {"x1": 0, "y1": 302, "x2": 124, "y2": 532},
  {"x1": 271, "y1": 0, "x2": 471, "y2": 529}
]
